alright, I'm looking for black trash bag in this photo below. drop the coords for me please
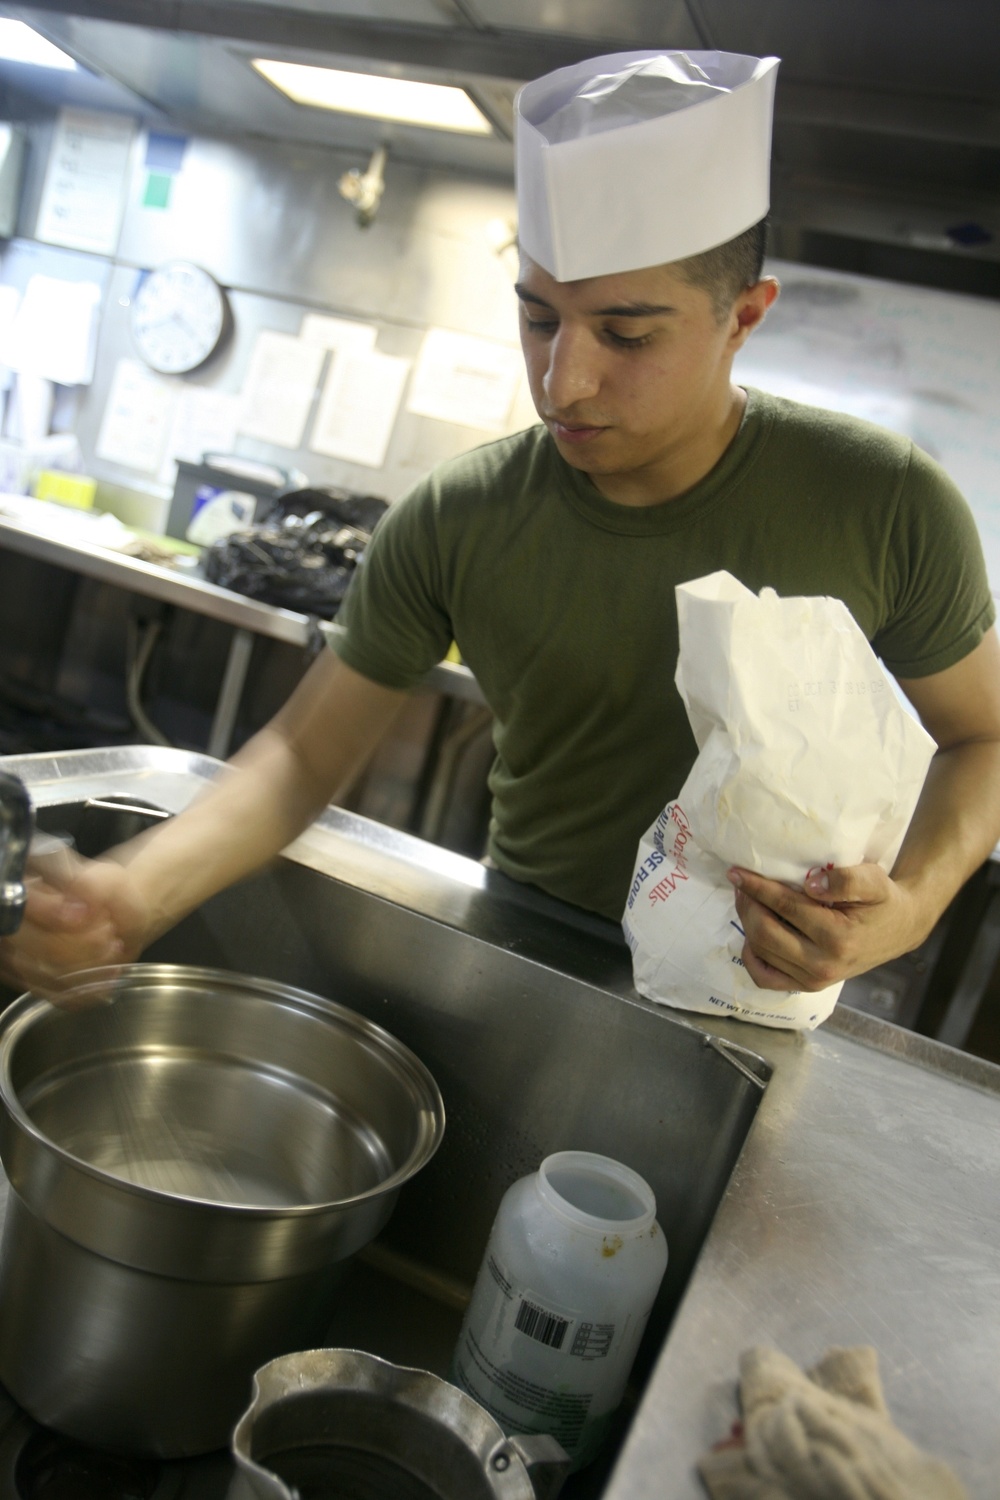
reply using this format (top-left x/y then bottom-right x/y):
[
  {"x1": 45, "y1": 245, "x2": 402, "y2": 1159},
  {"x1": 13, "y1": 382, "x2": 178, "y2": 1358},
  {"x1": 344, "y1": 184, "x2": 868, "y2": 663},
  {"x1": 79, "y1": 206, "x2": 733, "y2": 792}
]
[
  {"x1": 261, "y1": 485, "x2": 389, "y2": 534},
  {"x1": 203, "y1": 488, "x2": 388, "y2": 618}
]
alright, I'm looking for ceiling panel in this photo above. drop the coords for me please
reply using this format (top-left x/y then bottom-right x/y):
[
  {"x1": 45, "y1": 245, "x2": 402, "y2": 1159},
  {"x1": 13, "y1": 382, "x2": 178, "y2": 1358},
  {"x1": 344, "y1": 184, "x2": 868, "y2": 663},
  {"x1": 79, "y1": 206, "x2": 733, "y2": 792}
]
[
  {"x1": 17, "y1": 14, "x2": 518, "y2": 172},
  {"x1": 4, "y1": 0, "x2": 999, "y2": 288},
  {"x1": 0, "y1": 51, "x2": 164, "y2": 119},
  {"x1": 776, "y1": 121, "x2": 1000, "y2": 201},
  {"x1": 777, "y1": 81, "x2": 1000, "y2": 150},
  {"x1": 689, "y1": 0, "x2": 1000, "y2": 99},
  {"x1": 470, "y1": 0, "x2": 701, "y2": 48},
  {"x1": 226, "y1": 0, "x2": 460, "y2": 19},
  {"x1": 10, "y1": 1, "x2": 692, "y2": 80}
]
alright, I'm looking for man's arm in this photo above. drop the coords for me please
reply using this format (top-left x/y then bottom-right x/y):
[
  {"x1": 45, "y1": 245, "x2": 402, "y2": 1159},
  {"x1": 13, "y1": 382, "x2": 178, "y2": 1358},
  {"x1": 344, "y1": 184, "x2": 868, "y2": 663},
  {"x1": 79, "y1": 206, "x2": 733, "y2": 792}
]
[
  {"x1": 728, "y1": 629, "x2": 1000, "y2": 992},
  {"x1": 0, "y1": 651, "x2": 408, "y2": 992}
]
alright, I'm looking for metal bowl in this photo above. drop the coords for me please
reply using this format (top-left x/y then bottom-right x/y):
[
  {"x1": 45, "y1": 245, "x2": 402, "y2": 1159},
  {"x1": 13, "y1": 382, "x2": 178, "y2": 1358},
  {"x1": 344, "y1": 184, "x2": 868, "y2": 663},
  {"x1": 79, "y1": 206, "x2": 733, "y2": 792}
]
[{"x1": 0, "y1": 964, "x2": 445, "y2": 1457}]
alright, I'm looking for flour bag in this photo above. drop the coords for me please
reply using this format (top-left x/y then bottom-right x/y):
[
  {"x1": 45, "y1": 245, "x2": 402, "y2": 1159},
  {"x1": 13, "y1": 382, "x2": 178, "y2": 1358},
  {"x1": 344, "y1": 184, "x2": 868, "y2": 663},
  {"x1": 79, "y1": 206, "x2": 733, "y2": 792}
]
[{"x1": 622, "y1": 571, "x2": 937, "y2": 1030}]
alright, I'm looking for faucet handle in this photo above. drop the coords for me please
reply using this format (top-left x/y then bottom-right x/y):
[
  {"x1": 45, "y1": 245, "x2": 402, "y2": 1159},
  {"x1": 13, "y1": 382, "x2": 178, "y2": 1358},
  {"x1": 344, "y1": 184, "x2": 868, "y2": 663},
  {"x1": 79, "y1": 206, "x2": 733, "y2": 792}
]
[
  {"x1": 0, "y1": 772, "x2": 33, "y2": 937},
  {"x1": 0, "y1": 881, "x2": 26, "y2": 936}
]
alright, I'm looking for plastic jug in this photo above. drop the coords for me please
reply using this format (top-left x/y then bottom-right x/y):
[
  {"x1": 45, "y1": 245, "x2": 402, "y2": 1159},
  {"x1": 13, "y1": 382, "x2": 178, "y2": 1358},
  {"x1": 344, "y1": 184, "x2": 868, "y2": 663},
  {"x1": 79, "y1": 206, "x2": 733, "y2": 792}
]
[{"x1": 451, "y1": 1151, "x2": 668, "y2": 1470}]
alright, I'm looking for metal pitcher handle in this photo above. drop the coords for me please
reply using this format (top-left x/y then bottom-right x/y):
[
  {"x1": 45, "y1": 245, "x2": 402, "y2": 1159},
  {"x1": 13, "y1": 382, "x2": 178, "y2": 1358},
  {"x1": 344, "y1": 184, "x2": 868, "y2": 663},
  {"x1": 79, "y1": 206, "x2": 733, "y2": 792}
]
[{"x1": 502, "y1": 1434, "x2": 571, "y2": 1499}]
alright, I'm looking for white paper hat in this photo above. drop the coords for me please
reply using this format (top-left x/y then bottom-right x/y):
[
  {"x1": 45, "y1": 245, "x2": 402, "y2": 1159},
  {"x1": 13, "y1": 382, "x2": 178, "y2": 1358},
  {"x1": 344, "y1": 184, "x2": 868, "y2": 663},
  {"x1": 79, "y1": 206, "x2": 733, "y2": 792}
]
[{"x1": 515, "y1": 50, "x2": 780, "y2": 282}]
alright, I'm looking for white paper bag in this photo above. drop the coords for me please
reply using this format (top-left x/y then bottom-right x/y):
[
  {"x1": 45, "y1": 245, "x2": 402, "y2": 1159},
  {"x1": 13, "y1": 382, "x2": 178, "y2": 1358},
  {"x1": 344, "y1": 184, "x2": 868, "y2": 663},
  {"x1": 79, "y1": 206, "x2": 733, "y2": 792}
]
[{"x1": 622, "y1": 571, "x2": 937, "y2": 1030}]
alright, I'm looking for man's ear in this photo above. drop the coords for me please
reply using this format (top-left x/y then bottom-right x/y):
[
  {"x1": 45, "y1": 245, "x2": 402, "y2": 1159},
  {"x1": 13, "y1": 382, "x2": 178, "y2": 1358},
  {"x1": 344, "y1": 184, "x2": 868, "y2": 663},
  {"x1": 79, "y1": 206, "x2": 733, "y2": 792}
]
[{"x1": 730, "y1": 276, "x2": 780, "y2": 349}]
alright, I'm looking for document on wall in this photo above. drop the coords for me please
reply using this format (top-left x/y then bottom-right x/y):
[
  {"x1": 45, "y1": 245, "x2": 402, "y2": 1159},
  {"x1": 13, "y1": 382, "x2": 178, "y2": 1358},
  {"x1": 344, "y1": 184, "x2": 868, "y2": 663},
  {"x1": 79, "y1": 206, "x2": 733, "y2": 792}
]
[
  {"x1": 6, "y1": 374, "x2": 55, "y2": 445},
  {"x1": 157, "y1": 386, "x2": 242, "y2": 485},
  {"x1": 299, "y1": 312, "x2": 377, "y2": 355},
  {"x1": 309, "y1": 348, "x2": 410, "y2": 468},
  {"x1": 0, "y1": 275, "x2": 102, "y2": 385},
  {"x1": 36, "y1": 108, "x2": 135, "y2": 256},
  {"x1": 96, "y1": 358, "x2": 177, "y2": 473},
  {"x1": 0, "y1": 285, "x2": 19, "y2": 390},
  {"x1": 236, "y1": 330, "x2": 326, "y2": 448},
  {"x1": 406, "y1": 328, "x2": 522, "y2": 431}
]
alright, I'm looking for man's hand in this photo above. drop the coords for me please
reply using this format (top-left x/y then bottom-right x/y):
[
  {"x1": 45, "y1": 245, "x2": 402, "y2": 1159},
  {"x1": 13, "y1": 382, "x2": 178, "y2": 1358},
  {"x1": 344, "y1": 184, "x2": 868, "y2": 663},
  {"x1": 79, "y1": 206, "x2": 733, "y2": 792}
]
[
  {"x1": 727, "y1": 863, "x2": 925, "y2": 993},
  {"x1": 0, "y1": 656, "x2": 407, "y2": 1003},
  {"x1": 730, "y1": 632, "x2": 1000, "y2": 995},
  {"x1": 0, "y1": 855, "x2": 152, "y2": 1003}
]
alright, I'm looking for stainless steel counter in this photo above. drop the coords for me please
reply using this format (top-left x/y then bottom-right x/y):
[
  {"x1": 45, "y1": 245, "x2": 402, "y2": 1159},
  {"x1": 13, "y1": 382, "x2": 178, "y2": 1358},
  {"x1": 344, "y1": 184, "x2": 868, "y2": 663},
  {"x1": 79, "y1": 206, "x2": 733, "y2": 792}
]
[
  {"x1": 1, "y1": 746, "x2": 998, "y2": 1499},
  {"x1": 0, "y1": 502, "x2": 310, "y2": 646},
  {"x1": 610, "y1": 1008, "x2": 1000, "y2": 1499},
  {"x1": 0, "y1": 502, "x2": 486, "y2": 757}
]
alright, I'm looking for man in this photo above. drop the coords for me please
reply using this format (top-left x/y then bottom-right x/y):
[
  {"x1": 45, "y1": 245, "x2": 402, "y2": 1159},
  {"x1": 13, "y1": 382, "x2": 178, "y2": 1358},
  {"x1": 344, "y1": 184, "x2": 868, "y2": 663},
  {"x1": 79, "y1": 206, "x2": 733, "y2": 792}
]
[{"x1": 5, "y1": 50, "x2": 1000, "y2": 1002}]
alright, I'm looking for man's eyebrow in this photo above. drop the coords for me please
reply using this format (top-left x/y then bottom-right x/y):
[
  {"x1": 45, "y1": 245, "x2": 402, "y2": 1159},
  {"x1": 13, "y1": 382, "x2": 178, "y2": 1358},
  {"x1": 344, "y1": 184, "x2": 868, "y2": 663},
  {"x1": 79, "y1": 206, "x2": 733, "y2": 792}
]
[
  {"x1": 514, "y1": 285, "x2": 675, "y2": 317},
  {"x1": 594, "y1": 301, "x2": 677, "y2": 317},
  {"x1": 514, "y1": 284, "x2": 553, "y2": 308}
]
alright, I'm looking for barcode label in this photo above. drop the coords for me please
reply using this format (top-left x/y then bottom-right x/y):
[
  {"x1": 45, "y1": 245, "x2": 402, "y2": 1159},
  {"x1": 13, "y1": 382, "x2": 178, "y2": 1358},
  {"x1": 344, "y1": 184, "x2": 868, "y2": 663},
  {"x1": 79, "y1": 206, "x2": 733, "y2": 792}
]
[{"x1": 514, "y1": 1297, "x2": 569, "y2": 1349}]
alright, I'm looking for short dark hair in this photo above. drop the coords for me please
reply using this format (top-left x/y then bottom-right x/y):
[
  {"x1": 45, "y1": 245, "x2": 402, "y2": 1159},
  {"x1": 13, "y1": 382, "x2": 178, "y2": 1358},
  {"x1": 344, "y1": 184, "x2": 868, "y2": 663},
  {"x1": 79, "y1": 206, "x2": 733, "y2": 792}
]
[{"x1": 674, "y1": 219, "x2": 768, "y2": 320}]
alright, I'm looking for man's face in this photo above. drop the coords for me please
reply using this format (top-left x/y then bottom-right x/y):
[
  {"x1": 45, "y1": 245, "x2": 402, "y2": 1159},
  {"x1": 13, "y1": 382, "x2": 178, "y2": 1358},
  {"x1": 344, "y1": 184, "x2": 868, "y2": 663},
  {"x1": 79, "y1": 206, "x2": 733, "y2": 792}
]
[{"x1": 516, "y1": 255, "x2": 762, "y2": 494}]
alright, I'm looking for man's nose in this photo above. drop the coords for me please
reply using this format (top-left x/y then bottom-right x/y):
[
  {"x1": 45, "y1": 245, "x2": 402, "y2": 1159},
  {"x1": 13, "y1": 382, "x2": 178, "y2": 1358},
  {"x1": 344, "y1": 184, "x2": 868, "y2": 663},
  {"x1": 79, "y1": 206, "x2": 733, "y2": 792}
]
[{"x1": 542, "y1": 327, "x2": 601, "y2": 409}]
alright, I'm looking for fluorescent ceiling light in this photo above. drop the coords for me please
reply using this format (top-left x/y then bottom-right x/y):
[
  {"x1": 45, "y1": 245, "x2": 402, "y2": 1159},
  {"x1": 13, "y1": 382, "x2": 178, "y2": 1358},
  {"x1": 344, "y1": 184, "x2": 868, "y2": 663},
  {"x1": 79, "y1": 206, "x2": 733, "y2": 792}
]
[
  {"x1": 252, "y1": 59, "x2": 492, "y2": 135},
  {"x1": 0, "y1": 20, "x2": 76, "y2": 70}
]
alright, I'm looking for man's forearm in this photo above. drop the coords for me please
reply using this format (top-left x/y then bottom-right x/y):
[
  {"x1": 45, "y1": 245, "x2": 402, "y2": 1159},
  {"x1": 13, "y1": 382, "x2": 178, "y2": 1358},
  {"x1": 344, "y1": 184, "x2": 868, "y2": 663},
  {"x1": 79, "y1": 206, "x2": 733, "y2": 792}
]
[
  {"x1": 111, "y1": 725, "x2": 340, "y2": 939},
  {"x1": 2, "y1": 653, "x2": 408, "y2": 992},
  {"x1": 891, "y1": 737, "x2": 1000, "y2": 943},
  {"x1": 102, "y1": 652, "x2": 408, "y2": 944}
]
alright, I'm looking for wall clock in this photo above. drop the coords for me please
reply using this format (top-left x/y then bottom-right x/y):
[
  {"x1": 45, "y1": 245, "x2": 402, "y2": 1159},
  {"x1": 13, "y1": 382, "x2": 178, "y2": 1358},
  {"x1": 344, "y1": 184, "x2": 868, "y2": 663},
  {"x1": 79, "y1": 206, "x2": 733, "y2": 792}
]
[{"x1": 130, "y1": 261, "x2": 231, "y2": 375}]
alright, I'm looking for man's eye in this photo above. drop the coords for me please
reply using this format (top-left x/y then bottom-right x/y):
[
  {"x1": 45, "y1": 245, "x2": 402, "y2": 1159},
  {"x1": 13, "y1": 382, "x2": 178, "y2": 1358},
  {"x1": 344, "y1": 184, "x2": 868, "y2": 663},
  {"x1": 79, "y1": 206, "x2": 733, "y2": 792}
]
[
  {"x1": 608, "y1": 330, "x2": 654, "y2": 349},
  {"x1": 524, "y1": 317, "x2": 557, "y2": 335}
]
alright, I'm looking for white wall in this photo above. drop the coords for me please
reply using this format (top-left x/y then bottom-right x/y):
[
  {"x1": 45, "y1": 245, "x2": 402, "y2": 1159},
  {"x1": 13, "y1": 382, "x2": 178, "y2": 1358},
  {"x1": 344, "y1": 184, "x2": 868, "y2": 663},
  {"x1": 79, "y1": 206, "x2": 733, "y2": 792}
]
[{"x1": 736, "y1": 258, "x2": 1000, "y2": 596}]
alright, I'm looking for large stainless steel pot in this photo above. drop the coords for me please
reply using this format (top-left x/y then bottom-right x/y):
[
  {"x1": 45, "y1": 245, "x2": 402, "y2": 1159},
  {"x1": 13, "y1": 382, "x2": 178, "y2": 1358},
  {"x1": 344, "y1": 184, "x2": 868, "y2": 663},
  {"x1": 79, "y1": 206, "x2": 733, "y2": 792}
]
[{"x1": 0, "y1": 964, "x2": 445, "y2": 1458}]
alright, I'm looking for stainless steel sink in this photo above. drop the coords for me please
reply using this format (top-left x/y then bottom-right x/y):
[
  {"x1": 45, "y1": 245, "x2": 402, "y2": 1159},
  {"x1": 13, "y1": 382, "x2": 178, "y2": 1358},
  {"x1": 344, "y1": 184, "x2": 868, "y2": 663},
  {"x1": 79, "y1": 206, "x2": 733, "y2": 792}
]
[{"x1": 14, "y1": 779, "x2": 770, "y2": 1498}]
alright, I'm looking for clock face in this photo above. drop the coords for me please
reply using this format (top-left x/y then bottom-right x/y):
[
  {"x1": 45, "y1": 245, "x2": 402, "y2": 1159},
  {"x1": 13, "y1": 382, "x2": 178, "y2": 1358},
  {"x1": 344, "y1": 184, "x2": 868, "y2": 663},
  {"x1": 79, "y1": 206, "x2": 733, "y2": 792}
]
[{"x1": 130, "y1": 261, "x2": 229, "y2": 375}]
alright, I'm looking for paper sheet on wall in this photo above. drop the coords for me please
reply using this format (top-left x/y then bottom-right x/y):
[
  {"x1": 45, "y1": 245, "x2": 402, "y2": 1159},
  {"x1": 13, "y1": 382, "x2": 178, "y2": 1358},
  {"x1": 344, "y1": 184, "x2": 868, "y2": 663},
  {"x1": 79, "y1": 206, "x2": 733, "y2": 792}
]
[
  {"x1": 6, "y1": 375, "x2": 55, "y2": 444},
  {"x1": 157, "y1": 386, "x2": 242, "y2": 485},
  {"x1": 309, "y1": 348, "x2": 410, "y2": 468},
  {"x1": 0, "y1": 275, "x2": 101, "y2": 385},
  {"x1": 236, "y1": 331, "x2": 326, "y2": 448},
  {"x1": 299, "y1": 313, "x2": 377, "y2": 355},
  {"x1": 36, "y1": 108, "x2": 135, "y2": 256},
  {"x1": 0, "y1": 285, "x2": 19, "y2": 391},
  {"x1": 96, "y1": 358, "x2": 177, "y2": 473},
  {"x1": 406, "y1": 328, "x2": 522, "y2": 431}
]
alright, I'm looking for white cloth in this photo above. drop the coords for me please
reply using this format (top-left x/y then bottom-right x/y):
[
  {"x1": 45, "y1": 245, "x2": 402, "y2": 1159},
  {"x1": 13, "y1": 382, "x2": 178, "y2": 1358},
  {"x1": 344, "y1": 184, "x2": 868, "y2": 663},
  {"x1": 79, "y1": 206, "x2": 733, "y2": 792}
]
[{"x1": 699, "y1": 1346, "x2": 968, "y2": 1500}]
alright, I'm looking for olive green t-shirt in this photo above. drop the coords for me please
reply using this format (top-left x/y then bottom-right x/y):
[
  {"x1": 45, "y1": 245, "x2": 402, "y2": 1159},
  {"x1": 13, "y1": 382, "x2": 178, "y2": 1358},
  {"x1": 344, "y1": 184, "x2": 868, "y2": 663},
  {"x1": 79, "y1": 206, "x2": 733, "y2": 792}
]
[{"x1": 333, "y1": 388, "x2": 995, "y2": 920}]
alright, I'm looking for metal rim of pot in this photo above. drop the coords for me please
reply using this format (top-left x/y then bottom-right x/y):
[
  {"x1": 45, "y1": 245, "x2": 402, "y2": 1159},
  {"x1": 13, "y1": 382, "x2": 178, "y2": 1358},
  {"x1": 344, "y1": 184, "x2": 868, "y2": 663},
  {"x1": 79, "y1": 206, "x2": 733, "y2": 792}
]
[{"x1": 0, "y1": 963, "x2": 447, "y2": 1281}]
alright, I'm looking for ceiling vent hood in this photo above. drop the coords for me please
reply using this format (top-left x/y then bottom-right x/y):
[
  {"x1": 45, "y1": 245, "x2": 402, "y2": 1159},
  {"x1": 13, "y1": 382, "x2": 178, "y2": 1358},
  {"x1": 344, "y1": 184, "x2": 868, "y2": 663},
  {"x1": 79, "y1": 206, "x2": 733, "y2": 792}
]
[{"x1": 2, "y1": 0, "x2": 998, "y2": 293}]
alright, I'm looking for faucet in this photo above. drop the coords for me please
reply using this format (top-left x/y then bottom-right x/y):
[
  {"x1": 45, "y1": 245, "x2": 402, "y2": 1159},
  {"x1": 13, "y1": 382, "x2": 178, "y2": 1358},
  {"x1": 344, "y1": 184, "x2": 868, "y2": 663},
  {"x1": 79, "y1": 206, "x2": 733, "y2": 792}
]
[{"x1": 0, "y1": 772, "x2": 32, "y2": 936}]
